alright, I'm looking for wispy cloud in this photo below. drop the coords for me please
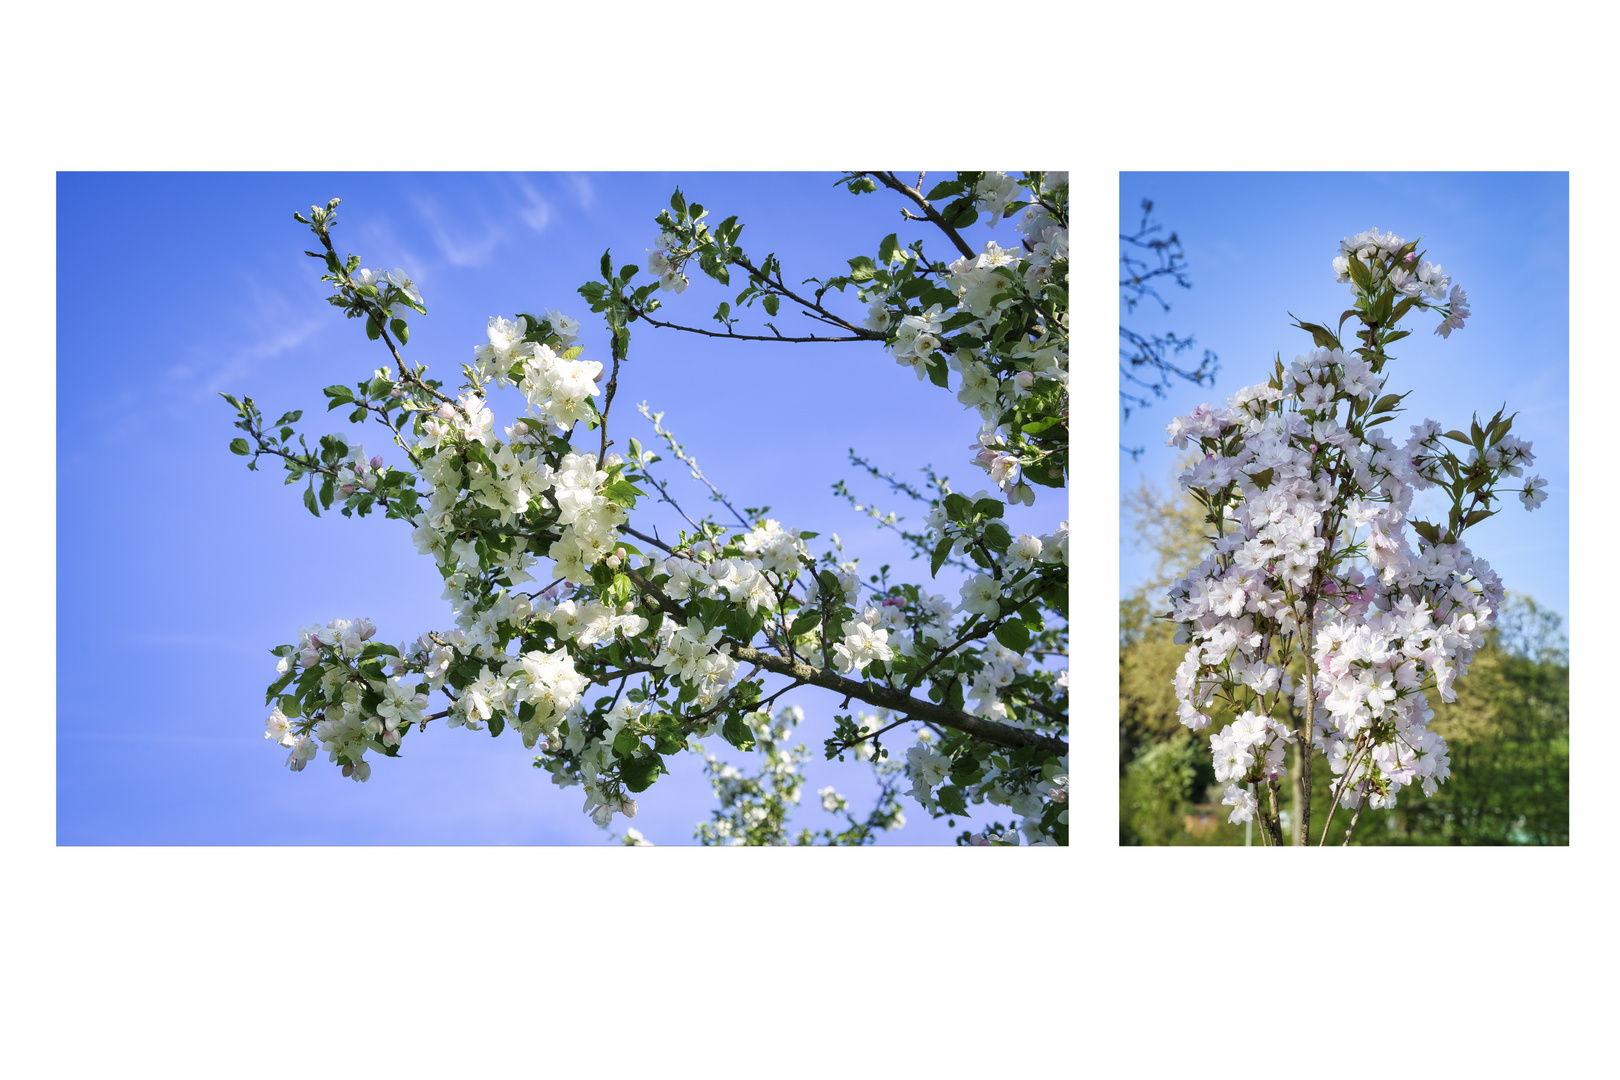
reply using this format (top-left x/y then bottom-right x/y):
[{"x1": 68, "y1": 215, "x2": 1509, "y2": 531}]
[
  {"x1": 563, "y1": 172, "x2": 595, "y2": 210},
  {"x1": 509, "y1": 174, "x2": 554, "y2": 232},
  {"x1": 408, "y1": 192, "x2": 509, "y2": 268},
  {"x1": 165, "y1": 272, "x2": 329, "y2": 404}
]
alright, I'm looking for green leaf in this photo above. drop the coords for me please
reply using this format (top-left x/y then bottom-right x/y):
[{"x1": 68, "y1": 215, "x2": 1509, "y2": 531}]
[
  {"x1": 323, "y1": 385, "x2": 355, "y2": 410},
  {"x1": 487, "y1": 713, "x2": 505, "y2": 738},
  {"x1": 924, "y1": 179, "x2": 964, "y2": 201},
  {"x1": 602, "y1": 480, "x2": 645, "y2": 509},
  {"x1": 789, "y1": 611, "x2": 821, "y2": 637},
  {"x1": 229, "y1": 438, "x2": 251, "y2": 456},
  {"x1": 1464, "y1": 508, "x2": 1498, "y2": 528},
  {"x1": 847, "y1": 256, "x2": 877, "y2": 282},
  {"x1": 878, "y1": 233, "x2": 901, "y2": 264},
  {"x1": 621, "y1": 753, "x2": 661, "y2": 793},
  {"x1": 390, "y1": 318, "x2": 409, "y2": 345},
  {"x1": 930, "y1": 536, "x2": 954, "y2": 577},
  {"x1": 1025, "y1": 463, "x2": 1064, "y2": 488},
  {"x1": 1370, "y1": 393, "x2": 1404, "y2": 415},
  {"x1": 1368, "y1": 289, "x2": 1393, "y2": 326},
  {"x1": 1294, "y1": 319, "x2": 1340, "y2": 350},
  {"x1": 762, "y1": 294, "x2": 780, "y2": 316},
  {"x1": 993, "y1": 619, "x2": 1031, "y2": 652},
  {"x1": 613, "y1": 728, "x2": 641, "y2": 760},
  {"x1": 1346, "y1": 255, "x2": 1373, "y2": 293},
  {"x1": 303, "y1": 484, "x2": 320, "y2": 517},
  {"x1": 722, "y1": 714, "x2": 756, "y2": 752},
  {"x1": 972, "y1": 497, "x2": 1004, "y2": 519},
  {"x1": 670, "y1": 188, "x2": 687, "y2": 216},
  {"x1": 264, "y1": 669, "x2": 296, "y2": 705},
  {"x1": 936, "y1": 785, "x2": 969, "y2": 817},
  {"x1": 926, "y1": 354, "x2": 950, "y2": 389}
]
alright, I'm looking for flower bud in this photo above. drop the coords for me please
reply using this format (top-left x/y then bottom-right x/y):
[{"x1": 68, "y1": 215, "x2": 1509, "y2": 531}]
[{"x1": 370, "y1": 456, "x2": 384, "y2": 470}]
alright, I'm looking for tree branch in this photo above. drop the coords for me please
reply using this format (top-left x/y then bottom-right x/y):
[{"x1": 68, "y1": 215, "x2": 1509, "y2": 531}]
[
  {"x1": 865, "y1": 171, "x2": 976, "y2": 259},
  {"x1": 619, "y1": 567, "x2": 1066, "y2": 756}
]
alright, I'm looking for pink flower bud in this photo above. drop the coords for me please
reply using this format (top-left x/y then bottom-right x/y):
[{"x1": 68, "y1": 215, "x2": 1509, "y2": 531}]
[
  {"x1": 340, "y1": 484, "x2": 355, "y2": 496},
  {"x1": 370, "y1": 456, "x2": 384, "y2": 470}
]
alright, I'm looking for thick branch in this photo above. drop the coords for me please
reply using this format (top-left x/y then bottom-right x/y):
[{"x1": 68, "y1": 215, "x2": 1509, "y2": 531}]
[
  {"x1": 731, "y1": 643, "x2": 1068, "y2": 755},
  {"x1": 620, "y1": 566, "x2": 1066, "y2": 756}
]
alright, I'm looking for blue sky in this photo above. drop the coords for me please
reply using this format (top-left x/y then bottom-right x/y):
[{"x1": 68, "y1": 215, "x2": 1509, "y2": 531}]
[
  {"x1": 57, "y1": 172, "x2": 1069, "y2": 845},
  {"x1": 1118, "y1": 173, "x2": 1569, "y2": 628}
]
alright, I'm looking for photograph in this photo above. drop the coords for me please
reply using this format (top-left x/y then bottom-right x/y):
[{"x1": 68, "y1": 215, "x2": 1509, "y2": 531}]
[
  {"x1": 1117, "y1": 172, "x2": 1568, "y2": 846},
  {"x1": 57, "y1": 170, "x2": 1070, "y2": 847}
]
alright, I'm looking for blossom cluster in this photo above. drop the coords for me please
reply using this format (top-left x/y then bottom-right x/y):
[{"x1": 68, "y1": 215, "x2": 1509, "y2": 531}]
[
  {"x1": 1164, "y1": 233, "x2": 1544, "y2": 830},
  {"x1": 1332, "y1": 226, "x2": 1471, "y2": 339},
  {"x1": 859, "y1": 172, "x2": 1069, "y2": 506},
  {"x1": 264, "y1": 616, "x2": 429, "y2": 783},
  {"x1": 241, "y1": 182, "x2": 1070, "y2": 844}
]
